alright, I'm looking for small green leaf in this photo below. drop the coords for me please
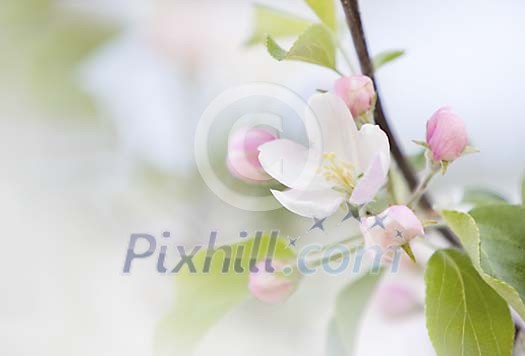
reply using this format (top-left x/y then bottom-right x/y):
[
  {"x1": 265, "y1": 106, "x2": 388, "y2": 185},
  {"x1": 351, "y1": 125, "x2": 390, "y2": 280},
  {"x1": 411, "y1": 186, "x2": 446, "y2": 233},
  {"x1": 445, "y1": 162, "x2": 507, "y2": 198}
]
[
  {"x1": 401, "y1": 243, "x2": 416, "y2": 263},
  {"x1": 155, "y1": 235, "x2": 295, "y2": 355},
  {"x1": 462, "y1": 188, "x2": 507, "y2": 208},
  {"x1": 246, "y1": 5, "x2": 313, "y2": 45},
  {"x1": 425, "y1": 249, "x2": 514, "y2": 356},
  {"x1": 266, "y1": 24, "x2": 337, "y2": 71},
  {"x1": 304, "y1": 0, "x2": 337, "y2": 30},
  {"x1": 442, "y1": 208, "x2": 525, "y2": 321},
  {"x1": 463, "y1": 145, "x2": 480, "y2": 155},
  {"x1": 372, "y1": 49, "x2": 405, "y2": 70},
  {"x1": 333, "y1": 270, "x2": 383, "y2": 354}
]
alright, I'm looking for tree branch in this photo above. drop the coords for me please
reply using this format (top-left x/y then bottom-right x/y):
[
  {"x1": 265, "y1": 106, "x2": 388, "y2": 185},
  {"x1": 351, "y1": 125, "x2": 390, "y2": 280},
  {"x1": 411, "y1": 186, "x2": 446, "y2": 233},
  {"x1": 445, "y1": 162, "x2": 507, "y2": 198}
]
[{"x1": 339, "y1": 0, "x2": 460, "y2": 247}]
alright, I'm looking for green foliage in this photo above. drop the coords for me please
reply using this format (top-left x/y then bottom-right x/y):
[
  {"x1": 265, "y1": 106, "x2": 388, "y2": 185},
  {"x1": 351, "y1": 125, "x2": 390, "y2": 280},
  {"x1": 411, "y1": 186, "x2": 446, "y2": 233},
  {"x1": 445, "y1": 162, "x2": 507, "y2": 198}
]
[
  {"x1": 443, "y1": 208, "x2": 525, "y2": 321},
  {"x1": 0, "y1": 0, "x2": 116, "y2": 117},
  {"x1": 425, "y1": 249, "x2": 514, "y2": 356},
  {"x1": 331, "y1": 270, "x2": 383, "y2": 355},
  {"x1": 154, "y1": 235, "x2": 296, "y2": 356},
  {"x1": 266, "y1": 24, "x2": 337, "y2": 72},
  {"x1": 471, "y1": 205, "x2": 525, "y2": 304},
  {"x1": 372, "y1": 50, "x2": 405, "y2": 70},
  {"x1": 304, "y1": 0, "x2": 337, "y2": 30},
  {"x1": 246, "y1": 5, "x2": 313, "y2": 45},
  {"x1": 462, "y1": 188, "x2": 507, "y2": 207}
]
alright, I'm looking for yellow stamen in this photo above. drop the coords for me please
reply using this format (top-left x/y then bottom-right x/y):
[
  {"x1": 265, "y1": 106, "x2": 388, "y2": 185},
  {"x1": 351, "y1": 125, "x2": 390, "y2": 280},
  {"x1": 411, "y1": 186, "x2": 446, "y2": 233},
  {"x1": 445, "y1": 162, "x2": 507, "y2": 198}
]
[{"x1": 321, "y1": 152, "x2": 356, "y2": 193}]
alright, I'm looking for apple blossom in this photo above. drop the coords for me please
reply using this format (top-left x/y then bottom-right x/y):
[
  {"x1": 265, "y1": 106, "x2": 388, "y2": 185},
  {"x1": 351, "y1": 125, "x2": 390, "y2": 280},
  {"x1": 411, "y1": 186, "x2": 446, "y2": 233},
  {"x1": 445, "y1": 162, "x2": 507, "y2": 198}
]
[
  {"x1": 248, "y1": 260, "x2": 297, "y2": 304},
  {"x1": 258, "y1": 93, "x2": 390, "y2": 218},
  {"x1": 426, "y1": 107, "x2": 468, "y2": 162},
  {"x1": 360, "y1": 205, "x2": 424, "y2": 256},
  {"x1": 334, "y1": 75, "x2": 376, "y2": 118},
  {"x1": 227, "y1": 127, "x2": 278, "y2": 182}
]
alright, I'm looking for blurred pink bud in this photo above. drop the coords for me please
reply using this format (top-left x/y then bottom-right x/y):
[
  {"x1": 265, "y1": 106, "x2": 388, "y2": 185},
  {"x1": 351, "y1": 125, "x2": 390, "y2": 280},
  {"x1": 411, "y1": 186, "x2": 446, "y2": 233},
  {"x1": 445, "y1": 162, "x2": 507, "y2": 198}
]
[
  {"x1": 334, "y1": 75, "x2": 376, "y2": 117},
  {"x1": 426, "y1": 107, "x2": 468, "y2": 162},
  {"x1": 376, "y1": 282, "x2": 419, "y2": 318},
  {"x1": 360, "y1": 205, "x2": 424, "y2": 253},
  {"x1": 227, "y1": 127, "x2": 277, "y2": 182},
  {"x1": 248, "y1": 260, "x2": 296, "y2": 304}
]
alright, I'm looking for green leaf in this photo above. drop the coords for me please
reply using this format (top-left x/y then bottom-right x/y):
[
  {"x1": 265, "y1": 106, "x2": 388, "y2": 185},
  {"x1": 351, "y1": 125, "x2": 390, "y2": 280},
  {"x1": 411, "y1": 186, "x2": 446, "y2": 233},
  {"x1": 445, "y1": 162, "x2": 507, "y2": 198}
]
[
  {"x1": 155, "y1": 235, "x2": 295, "y2": 356},
  {"x1": 442, "y1": 208, "x2": 525, "y2": 321},
  {"x1": 425, "y1": 249, "x2": 514, "y2": 356},
  {"x1": 462, "y1": 188, "x2": 507, "y2": 208},
  {"x1": 470, "y1": 205, "x2": 525, "y2": 304},
  {"x1": 401, "y1": 243, "x2": 416, "y2": 263},
  {"x1": 266, "y1": 24, "x2": 337, "y2": 71},
  {"x1": 372, "y1": 49, "x2": 405, "y2": 70},
  {"x1": 333, "y1": 270, "x2": 383, "y2": 355},
  {"x1": 304, "y1": 0, "x2": 337, "y2": 30},
  {"x1": 246, "y1": 5, "x2": 313, "y2": 45}
]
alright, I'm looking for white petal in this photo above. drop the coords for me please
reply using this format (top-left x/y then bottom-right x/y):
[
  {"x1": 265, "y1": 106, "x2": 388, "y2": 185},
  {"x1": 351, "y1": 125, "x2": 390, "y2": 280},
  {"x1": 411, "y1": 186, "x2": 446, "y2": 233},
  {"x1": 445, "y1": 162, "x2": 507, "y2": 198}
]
[
  {"x1": 304, "y1": 93, "x2": 359, "y2": 163},
  {"x1": 258, "y1": 139, "x2": 325, "y2": 189},
  {"x1": 356, "y1": 124, "x2": 390, "y2": 174},
  {"x1": 349, "y1": 154, "x2": 388, "y2": 205},
  {"x1": 271, "y1": 188, "x2": 345, "y2": 218}
]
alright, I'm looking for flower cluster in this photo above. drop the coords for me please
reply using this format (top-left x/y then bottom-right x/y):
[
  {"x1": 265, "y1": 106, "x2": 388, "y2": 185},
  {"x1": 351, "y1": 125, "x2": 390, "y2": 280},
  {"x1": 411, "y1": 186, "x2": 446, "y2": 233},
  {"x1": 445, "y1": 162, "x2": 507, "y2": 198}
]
[{"x1": 225, "y1": 75, "x2": 470, "y2": 304}]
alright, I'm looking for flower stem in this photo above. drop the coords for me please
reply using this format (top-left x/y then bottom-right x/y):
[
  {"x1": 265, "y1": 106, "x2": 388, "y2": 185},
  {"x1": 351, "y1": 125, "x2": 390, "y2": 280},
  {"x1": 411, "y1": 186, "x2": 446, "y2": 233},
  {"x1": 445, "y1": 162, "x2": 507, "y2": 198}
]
[{"x1": 407, "y1": 166, "x2": 439, "y2": 208}]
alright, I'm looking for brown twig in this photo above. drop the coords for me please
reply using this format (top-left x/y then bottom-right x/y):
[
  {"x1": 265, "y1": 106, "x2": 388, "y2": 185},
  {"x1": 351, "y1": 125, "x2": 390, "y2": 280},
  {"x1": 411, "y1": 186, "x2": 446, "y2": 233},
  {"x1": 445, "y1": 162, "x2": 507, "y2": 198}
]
[{"x1": 339, "y1": 0, "x2": 460, "y2": 246}]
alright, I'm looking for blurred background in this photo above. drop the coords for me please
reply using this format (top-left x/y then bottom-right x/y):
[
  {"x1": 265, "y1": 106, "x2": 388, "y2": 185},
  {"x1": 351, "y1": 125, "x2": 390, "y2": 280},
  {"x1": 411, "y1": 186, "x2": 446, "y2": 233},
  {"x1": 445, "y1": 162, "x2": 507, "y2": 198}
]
[{"x1": 2, "y1": 0, "x2": 525, "y2": 355}]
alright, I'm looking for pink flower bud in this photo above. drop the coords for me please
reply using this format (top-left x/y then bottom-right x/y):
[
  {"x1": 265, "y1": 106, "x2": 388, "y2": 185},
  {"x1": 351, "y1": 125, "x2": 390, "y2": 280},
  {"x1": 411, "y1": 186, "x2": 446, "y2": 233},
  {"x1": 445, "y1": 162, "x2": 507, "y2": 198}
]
[
  {"x1": 227, "y1": 127, "x2": 277, "y2": 182},
  {"x1": 426, "y1": 107, "x2": 468, "y2": 162},
  {"x1": 248, "y1": 260, "x2": 296, "y2": 304},
  {"x1": 360, "y1": 205, "x2": 424, "y2": 253},
  {"x1": 334, "y1": 75, "x2": 376, "y2": 117},
  {"x1": 376, "y1": 282, "x2": 419, "y2": 318}
]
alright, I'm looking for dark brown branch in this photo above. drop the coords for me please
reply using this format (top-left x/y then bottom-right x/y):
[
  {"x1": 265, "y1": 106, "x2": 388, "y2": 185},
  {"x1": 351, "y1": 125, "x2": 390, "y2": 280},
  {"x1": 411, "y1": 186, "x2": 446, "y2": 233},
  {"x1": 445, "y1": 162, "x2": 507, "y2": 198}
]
[{"x1": 339, "y1": 0, "x2": 460, "y2": 247}]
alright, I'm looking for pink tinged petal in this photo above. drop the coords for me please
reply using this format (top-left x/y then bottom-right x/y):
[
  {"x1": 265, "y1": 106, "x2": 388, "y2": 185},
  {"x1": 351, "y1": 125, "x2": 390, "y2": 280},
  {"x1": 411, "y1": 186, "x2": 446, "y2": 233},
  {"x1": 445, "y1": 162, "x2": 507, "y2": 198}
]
[
  {"x1": 360, "y1": 205, "x2": 424, "y2": 253},
  {"x1": 258, "y1": 139, "x2": 325, "y2": 190},
  {"x1": 249, "y1": 260, "x2": 295, "y2": 304},
  {"x1": 426, "y1": 107, "x2": 468, "y2": 161},
  {"x1": 334, "y1": 75, "x2": 375, "y2": 117},
  {"x1": 270, "y1": 188, "x2": 345, "y2": 218},
  {"x1": 386, "y1": 205, "x2": 425, "y2": 238},
  {"x1": 356, "y1": 124, "x2": 391, "y2": 175},
  {"x1": 226, "y1": 156, "x2": 269, "y2": 182},
  {"x1": 349, "y1": 154, "x2": 387, "y2": 205},
  {"x1": 304, "y1": 93, "x2": 359, "y2": 163},
  {"x1": 227, "y1": 127, "x2": 277, "y2": 182}
]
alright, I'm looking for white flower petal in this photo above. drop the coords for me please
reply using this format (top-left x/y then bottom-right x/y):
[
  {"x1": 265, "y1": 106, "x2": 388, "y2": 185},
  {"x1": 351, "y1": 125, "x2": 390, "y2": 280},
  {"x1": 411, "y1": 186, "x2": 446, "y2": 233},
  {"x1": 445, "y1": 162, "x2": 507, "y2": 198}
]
[
  {"x1": 304, "y1": 93, "x2": 359, "y2": 164},
  {"x1": 271, "y1": 188, "x2": 345, "y2": 218},
  {"x1": 349, "y1": 154, "x2": 388, "y2": 205},
  {"x1": 356, "y1": 124, "x2": 390, "y2": 174},
  {"x1": 258, "y1": 139, "x2": 325, "y2": 189}
]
